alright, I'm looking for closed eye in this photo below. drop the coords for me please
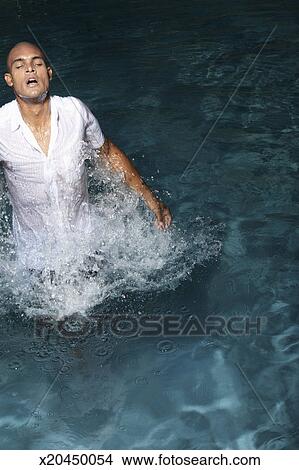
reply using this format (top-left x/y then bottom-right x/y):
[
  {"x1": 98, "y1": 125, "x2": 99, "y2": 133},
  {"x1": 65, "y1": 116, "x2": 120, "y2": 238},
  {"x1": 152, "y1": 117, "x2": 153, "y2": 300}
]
[{"x1": 15, "y1": 62, "x2": 44, "y2": 69}]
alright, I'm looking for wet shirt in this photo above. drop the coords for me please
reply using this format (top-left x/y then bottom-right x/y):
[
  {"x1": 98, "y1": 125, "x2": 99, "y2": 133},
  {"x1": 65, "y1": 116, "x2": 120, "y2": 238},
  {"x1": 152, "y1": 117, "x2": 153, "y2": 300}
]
[{"x1": 0, "y1": 95, "x2": 105, "y2": 269}]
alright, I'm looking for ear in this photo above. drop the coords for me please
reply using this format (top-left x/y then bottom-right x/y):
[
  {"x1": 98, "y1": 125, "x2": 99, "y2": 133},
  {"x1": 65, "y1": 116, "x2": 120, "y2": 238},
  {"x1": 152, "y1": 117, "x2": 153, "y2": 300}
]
[
  {"x1": 4, "y1": 72, "x2": 13, "y2": 87},
  {"x1": 47, "y1": 66, "x2": 53, "y2": 81}
]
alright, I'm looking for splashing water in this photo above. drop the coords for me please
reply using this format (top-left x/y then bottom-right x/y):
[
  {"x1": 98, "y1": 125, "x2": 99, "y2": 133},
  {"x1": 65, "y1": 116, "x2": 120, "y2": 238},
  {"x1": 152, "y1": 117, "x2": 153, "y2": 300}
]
[{"x1": 0, "y1": 149, "x2": 224, "y2": 319}]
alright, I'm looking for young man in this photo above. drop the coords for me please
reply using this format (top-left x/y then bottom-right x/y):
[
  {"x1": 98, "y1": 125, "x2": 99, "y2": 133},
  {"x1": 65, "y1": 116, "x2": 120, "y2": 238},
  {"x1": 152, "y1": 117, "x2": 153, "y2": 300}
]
[{"x1": 0, "y1": 41, "x2": 172, "y2": 272}]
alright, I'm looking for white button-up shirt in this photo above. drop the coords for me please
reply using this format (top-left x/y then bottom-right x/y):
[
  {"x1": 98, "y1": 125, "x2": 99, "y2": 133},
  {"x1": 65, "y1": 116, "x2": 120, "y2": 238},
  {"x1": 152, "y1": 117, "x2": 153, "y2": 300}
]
[{"x1": 0, "y1": 95, "x2": 105, "y2": 269}]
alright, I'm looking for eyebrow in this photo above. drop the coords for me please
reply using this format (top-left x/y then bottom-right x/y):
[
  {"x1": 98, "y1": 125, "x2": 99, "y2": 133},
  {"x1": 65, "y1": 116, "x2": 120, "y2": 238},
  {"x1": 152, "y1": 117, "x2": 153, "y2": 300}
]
[{"x1": 12, "y1": 55, "x2": 45, "y2": 65}]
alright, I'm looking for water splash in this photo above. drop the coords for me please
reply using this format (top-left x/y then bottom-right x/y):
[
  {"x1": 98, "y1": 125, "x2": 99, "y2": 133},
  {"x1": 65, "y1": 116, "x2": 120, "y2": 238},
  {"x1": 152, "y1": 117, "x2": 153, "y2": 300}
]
[{"x1": 0, "y1": 152, "x2": 223, "y2": 319}]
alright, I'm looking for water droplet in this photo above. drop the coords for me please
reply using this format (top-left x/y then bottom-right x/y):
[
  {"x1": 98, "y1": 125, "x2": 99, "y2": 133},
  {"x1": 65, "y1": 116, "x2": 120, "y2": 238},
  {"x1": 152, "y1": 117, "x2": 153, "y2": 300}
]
[
  {"x1": 96, "y1": 347, "x2": 112, "y2": 357},
  {"x1": 8, "y1": 360, "x2": 23, "y2": 371},
  {"x1": 157, "y1": 340, "x2": 177, "y2": 354},
  {"x1": 135, "y1": 376, "x2": 149, "y2": 385},
  {"x1": 61, "y1": 364, "x2": 71, "y2": 373}
]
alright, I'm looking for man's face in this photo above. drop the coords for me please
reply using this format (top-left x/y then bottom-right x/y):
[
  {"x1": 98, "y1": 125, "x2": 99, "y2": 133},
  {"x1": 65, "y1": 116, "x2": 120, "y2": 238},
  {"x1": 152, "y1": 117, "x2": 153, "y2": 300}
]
[{"x1": 4, "y1": 44, "x2": 52, "y2": 101}]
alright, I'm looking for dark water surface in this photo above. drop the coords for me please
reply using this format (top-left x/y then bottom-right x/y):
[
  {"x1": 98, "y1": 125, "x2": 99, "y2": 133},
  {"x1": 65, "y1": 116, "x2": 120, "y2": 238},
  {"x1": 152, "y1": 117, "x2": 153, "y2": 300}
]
[{"x1": 0, "y1": 0, "x2": 298, "y2": 450}]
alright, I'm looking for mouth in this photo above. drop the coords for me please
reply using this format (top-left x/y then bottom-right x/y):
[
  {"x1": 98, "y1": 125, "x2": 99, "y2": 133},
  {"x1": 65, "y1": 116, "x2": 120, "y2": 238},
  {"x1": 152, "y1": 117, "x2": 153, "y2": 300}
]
[{"x1": 26, "y1": 78, "x2": 39, "y2": 87}]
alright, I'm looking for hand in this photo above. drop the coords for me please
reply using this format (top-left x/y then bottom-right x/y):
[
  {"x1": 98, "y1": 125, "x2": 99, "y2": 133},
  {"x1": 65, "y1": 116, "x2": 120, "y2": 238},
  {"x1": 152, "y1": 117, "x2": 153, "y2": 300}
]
[{"x1": 154, "y1": 201, "x2": 172, "y2": 230}]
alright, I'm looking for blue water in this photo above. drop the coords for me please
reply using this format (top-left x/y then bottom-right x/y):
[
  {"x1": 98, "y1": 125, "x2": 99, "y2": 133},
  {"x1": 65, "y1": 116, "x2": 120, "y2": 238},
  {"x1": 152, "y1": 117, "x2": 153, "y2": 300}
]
[{"x1": 0, "y1": 0, "x2": 298, "y2": 450}]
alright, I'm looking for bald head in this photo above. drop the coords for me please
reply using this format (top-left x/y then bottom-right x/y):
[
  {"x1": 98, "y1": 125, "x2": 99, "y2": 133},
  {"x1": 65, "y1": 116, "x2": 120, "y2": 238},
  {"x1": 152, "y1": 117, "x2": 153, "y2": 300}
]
[
  {"x1": 6, "y1": 41, "x2": 46, "y2": 73},
  {"x1": 4, "y1": 41, "x2": 52, "y2": 102}
]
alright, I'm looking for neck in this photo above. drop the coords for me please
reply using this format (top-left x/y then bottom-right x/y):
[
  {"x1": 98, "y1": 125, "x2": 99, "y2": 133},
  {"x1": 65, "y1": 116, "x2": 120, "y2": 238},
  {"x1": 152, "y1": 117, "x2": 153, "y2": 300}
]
[{"x1": 16, "y1": 92, "x2": 51, "y2": 129}]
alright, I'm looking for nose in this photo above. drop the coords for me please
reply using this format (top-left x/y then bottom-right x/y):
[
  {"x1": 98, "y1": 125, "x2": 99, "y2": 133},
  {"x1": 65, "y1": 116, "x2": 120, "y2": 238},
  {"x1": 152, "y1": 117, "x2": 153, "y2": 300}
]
[{"x1": 26, "y1": 62, "x2": 36, "y2": 73}]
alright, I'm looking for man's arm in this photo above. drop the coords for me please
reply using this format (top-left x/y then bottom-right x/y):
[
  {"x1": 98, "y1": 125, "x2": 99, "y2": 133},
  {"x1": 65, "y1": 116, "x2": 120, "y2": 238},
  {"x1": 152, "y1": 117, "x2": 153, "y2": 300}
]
[{"x1": 96, "y1": 138, "x2": 172, "y2": 230}]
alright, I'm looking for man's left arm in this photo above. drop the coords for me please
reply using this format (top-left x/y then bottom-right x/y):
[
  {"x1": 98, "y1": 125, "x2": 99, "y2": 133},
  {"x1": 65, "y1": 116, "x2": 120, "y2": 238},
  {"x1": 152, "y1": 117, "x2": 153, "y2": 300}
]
[{"x1": 96, "y1": 138, "x2": 172, "y2": 230}]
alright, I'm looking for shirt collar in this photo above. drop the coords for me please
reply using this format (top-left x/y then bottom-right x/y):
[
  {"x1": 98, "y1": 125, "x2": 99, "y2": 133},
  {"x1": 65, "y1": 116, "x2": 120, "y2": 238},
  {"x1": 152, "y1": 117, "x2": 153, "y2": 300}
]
[{"x1": 10, "y1": 95, "x2": 59, "y2": 132}]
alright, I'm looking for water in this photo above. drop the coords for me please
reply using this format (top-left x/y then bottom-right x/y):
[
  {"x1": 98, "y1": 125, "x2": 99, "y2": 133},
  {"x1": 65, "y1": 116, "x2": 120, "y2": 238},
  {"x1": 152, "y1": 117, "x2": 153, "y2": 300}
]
[
  {"x1": 0, "y1": 0, "x2": 298, "y2": 450},
  {"x1": 0, "y1": 154, "x2": 222, "y2": 318}
]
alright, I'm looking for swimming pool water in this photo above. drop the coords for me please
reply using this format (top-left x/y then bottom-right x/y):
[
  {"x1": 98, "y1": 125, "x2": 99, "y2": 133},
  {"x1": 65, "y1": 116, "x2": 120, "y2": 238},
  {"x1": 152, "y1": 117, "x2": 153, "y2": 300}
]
[{"x1": 0, "y1": 0, "x2": 298, "y2": 450}]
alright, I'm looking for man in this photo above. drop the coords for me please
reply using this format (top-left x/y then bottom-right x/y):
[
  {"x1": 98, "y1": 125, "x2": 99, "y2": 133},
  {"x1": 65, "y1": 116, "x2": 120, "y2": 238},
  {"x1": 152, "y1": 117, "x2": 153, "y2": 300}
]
[{"x1": 0, "y1": 41, "x2": 172, "y2": 274}]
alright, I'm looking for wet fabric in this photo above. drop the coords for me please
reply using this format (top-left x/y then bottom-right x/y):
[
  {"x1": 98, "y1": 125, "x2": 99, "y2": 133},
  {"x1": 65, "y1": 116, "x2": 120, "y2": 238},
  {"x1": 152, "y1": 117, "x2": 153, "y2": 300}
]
[{"x1": 0, "y1": 95, "x2": 105, "y2": 269}]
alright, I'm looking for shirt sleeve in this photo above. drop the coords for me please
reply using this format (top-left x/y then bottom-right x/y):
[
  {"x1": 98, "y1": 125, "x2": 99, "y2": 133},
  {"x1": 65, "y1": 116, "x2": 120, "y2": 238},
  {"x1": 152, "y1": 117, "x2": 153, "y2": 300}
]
[{"x1": 75, "y1": 98, "x2": 105, "y2": 150}]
